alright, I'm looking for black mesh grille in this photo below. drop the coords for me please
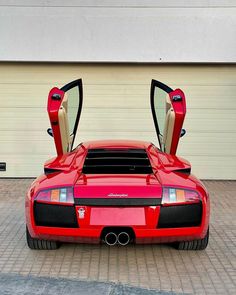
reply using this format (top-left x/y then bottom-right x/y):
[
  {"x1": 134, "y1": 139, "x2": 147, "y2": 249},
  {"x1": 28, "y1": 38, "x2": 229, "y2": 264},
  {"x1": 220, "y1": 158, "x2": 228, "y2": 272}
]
[
  {"x1": 34, "y1": 202, "x2": 78, "y2": 228},
  {"x1": 157, "y1": 203, "x2": 202, "y2": 228},
  {"x1": 82, "y1": 148, "x2": 153, "y2": 174}
]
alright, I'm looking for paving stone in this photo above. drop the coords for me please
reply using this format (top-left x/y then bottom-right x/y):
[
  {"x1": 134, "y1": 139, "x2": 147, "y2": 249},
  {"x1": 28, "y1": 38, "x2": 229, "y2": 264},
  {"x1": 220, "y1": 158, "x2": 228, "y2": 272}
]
[{"x1": 0, "y1": 179, "x2": 235, "y2": 294}]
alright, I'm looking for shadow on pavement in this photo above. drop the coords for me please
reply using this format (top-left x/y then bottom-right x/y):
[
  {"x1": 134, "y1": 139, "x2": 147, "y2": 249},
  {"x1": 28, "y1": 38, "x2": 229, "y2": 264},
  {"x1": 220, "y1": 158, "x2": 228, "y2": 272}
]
[{"x1": 0, "y1": 273, "x2": 186, "y2": 295}]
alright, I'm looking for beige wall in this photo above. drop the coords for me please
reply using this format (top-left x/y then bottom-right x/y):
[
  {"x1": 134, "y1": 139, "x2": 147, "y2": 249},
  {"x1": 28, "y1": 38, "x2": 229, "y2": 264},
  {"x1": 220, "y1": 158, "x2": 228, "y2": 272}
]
[{"x1": 0, "y1": 63, "x2": 235, "y2": 179}]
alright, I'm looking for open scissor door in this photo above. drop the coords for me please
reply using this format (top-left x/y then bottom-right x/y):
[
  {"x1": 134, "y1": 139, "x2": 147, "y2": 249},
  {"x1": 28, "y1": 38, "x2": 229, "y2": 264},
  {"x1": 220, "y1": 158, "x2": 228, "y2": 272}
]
[
  {"x1": 47, "y1": 79, "x2": 83, "y2": 156},
  {"x1": 150, "y1": 79, "x2": 186, "y2": 155}
]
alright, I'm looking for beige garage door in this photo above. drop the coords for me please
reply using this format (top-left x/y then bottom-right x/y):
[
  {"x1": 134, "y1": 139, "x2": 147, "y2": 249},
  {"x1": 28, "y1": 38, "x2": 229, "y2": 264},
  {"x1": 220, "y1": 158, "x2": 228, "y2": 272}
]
[{"x1": 0, "y1": 63, "x2": 235, "y2": 179}]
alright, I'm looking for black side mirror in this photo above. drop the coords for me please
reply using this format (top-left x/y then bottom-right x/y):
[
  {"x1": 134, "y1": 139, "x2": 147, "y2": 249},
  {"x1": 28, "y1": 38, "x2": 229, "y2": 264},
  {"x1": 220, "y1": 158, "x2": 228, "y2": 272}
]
[
  {"x1": 180, "y1": 129, "x2": 186, "y2": 138},
  {"x1": 47, "y1": 128, "x2": 54, "y2": 137}
]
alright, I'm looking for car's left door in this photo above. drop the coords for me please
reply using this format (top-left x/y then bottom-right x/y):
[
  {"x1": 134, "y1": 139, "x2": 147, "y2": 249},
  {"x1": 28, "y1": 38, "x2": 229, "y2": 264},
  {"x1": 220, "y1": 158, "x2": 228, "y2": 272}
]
[
  {"x1": 47, "y1": 79, "x2": 83, "y2": 156},
  {"x1": 150, "y1": 79, "x2": 186, "y2": 155}
]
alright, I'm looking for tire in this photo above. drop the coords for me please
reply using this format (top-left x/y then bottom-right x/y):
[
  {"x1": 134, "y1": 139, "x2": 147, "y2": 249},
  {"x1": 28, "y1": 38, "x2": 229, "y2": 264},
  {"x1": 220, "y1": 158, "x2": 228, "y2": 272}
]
[
  {"x1": 175, "y1": 228, "x2": 209, "y2": 250},
  {"x1": 26, "y1": 227, "x2": 60, "y2": 250}
]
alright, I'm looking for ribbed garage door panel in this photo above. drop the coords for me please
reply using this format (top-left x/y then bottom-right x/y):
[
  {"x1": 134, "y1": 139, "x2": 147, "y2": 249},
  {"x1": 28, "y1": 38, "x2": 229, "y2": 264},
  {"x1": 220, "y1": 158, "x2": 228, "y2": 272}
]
[{"x1": 0, "y1": 63, "x2": 235, "y2": 178}]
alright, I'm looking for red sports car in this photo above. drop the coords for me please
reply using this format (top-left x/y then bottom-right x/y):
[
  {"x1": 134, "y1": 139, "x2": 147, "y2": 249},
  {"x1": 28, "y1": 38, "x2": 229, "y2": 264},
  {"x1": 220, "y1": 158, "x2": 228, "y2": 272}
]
[{"x1": 25, "y1": 79, "x2": 210, "y2": 250}]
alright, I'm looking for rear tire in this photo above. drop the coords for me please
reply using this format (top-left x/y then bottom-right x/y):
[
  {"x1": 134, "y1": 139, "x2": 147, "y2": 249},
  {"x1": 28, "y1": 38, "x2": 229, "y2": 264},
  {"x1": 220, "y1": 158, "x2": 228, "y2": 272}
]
[
  {"x1": 175, "y1": 228, "x2": 209, "y2": 250},
  {"x1": 26, "y1": 227, "x2": 60, "y2": 250}
]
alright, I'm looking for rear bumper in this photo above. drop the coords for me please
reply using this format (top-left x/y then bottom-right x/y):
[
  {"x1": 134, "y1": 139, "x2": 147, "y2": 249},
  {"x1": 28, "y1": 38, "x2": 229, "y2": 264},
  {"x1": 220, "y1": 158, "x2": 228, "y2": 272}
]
[
  {"x1": 28, "y1": 225, "x2": 207, "y2": 244},
  {"x1": 26, "y1": 203, "x2": 209, "y2": 244}
]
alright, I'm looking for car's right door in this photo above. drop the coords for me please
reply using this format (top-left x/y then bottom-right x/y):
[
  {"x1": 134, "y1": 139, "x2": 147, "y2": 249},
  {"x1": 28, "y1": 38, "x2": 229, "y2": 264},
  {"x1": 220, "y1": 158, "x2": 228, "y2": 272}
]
[{"x1": 150, "y1": 79, "x2": 186, "y2": 155}]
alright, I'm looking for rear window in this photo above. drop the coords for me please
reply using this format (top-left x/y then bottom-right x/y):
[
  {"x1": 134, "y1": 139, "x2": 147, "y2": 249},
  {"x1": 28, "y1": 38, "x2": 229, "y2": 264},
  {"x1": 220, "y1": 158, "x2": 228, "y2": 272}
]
[{"x1": 82, "y1": 148, "x2": 153, "y2": 174}]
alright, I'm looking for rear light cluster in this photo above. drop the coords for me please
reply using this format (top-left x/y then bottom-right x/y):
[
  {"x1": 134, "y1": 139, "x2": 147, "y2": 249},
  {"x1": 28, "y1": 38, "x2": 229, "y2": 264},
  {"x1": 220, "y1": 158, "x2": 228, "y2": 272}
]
[
  {"x1": 35, "y1": 187, "x2": 74, "y2": 204},
  {"x1": 162, "y1": 187, "x2": 200, "y2": 206}
]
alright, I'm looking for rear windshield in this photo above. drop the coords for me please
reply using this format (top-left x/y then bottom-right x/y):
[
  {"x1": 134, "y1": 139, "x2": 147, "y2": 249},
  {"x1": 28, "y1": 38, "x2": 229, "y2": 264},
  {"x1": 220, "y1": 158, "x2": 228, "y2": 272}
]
[{"x1": 82, "y1": 148, "x2": 153, "y2": 174}]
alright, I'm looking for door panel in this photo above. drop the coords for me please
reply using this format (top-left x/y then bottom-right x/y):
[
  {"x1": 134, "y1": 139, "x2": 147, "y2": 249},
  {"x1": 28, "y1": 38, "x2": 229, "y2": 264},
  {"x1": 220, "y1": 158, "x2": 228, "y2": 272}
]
[
  {"x1": 58, "y1": 93, "x2": 70, "y2": 154},
  {"x1": 150, "y1": 79, "x2": 186, "y2": 155},
  {"x1": 47, "y1": 79, "x2": 83, "y2": 156}
]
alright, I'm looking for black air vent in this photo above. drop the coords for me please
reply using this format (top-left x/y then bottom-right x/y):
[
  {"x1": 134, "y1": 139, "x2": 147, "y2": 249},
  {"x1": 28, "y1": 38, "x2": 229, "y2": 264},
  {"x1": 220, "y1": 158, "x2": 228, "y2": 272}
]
[
  {"x1": 34, "y1": 202, "x2": 78, "y2": 228},
  {"x1": 158, "y1": 203, "x2": 202, "y2": 228},
  {"x1": 82, "y1": 148, "x2": 153, "y2": 174}
]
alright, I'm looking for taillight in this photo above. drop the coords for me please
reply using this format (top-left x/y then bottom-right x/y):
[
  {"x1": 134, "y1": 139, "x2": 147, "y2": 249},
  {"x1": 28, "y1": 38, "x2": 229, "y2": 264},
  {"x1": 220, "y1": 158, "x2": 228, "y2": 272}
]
[
  {"x1": 35, "y1": 187, "x2": 74, "y2": 204},
  {"x1": 162, "y1": 187, "x2": 200, "y2": 206}
]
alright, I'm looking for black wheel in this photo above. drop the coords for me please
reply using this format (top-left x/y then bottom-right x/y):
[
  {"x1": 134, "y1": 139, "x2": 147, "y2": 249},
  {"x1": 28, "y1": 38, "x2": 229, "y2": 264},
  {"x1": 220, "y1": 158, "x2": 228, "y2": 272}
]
[
  {"x1": 175, "y1": 228, "x2": 209, "y2": 250},
  {"x1": 26, "y1": 227, "x2": 60, "y2": 250}
]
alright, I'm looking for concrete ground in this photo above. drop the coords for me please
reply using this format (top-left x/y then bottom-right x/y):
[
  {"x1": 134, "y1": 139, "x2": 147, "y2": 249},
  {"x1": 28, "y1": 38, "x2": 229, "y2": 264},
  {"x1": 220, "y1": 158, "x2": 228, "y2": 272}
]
[{"x1": 0, "y1": 179, "x2": 235, "y2": 295}]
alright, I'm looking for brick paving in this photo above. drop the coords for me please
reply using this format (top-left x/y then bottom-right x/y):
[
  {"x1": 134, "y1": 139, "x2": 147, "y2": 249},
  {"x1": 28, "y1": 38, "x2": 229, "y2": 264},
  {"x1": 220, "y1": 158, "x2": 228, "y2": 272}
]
[{"x1": 0, "y1": 179, "x2": 235, "y2": 294}]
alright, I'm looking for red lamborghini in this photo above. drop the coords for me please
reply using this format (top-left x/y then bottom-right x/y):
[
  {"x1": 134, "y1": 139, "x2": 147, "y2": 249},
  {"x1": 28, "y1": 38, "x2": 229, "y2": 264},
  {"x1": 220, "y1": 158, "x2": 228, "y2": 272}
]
[{"x1": 25, "y1": 79, "x2": 210, "y2": 250}]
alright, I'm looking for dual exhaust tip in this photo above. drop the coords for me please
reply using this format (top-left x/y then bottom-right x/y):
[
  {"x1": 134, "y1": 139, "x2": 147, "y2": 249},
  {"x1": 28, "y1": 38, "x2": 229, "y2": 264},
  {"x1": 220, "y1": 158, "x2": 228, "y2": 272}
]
[{"x1": 104, "y1": 231, "x2": 130, "y2": 246}]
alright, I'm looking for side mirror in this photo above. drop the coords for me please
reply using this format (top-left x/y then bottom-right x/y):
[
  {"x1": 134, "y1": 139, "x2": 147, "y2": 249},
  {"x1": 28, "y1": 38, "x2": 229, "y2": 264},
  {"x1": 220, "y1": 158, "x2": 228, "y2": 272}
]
[
  {"x1": 47, "y1": 128, "x2": 54, "y2": 137},
  {"x1": 180, "y1": 129, "x2": 186, "y2": 138}
]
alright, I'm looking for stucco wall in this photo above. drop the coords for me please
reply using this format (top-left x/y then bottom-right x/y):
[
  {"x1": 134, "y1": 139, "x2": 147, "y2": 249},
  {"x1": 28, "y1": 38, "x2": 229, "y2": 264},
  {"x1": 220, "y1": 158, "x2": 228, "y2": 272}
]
[{"x1": 0, "y1": 0, "x2": 235, "y2": 62}]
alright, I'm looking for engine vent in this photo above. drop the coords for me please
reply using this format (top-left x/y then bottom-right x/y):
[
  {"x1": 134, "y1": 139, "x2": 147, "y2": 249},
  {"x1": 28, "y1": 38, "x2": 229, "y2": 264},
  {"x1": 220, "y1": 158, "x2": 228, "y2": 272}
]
[{"x1": 82, "y1": 148, "x2": 153, "y2": 174}]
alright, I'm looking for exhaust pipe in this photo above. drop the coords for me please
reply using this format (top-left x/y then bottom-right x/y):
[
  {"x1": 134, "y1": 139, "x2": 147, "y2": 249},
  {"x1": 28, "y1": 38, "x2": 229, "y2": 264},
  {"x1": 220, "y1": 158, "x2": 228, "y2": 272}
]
[
  {"x1": 104, "y1": 232, "x2": 118, "y2": 246},
  {"x1": 117, "y1": 232, "x2": 130, "y2": 246}
]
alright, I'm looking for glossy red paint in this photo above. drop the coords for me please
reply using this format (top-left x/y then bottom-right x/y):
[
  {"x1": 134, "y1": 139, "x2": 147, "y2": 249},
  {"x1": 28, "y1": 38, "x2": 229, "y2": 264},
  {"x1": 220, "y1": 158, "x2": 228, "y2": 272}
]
[
  {"x1": 47, "y1": 87, "x2": 65, "y2": 156},
  {"x1": 169, "y1": 89, "x2": 186, "y2": 154},
  {"x1": 25, "y1": 140, "x2": 210, "y2": 245},
  {"x1": 25, "y1": 80, "x2": 210, "y2": 247}
]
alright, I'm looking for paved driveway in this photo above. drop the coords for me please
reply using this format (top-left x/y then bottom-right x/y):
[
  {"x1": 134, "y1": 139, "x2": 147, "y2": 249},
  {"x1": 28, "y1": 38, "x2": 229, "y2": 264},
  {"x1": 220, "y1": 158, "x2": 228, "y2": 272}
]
[{"x1": 0, "y1": 179, "x2": 235, "y2": 294}]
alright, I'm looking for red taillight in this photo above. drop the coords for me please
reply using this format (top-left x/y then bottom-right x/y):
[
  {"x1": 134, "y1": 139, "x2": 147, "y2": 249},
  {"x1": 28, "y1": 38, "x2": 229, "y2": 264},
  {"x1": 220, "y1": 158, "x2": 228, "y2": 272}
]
[
  {"x1": 35, "y1": 187, "x2": 74, "y2": 204},
  {"x1": 162, "y1": 187, "x2": 200, "y2": 206}
]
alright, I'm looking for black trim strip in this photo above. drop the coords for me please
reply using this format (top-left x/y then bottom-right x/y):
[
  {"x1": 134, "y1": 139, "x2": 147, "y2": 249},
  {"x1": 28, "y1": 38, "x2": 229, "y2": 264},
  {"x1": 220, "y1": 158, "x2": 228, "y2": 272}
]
[
  {"x1": 82, "y1": 166, "x2": 153, "y2": 174},
  {"x1": 150, "y1": 79, "x2": 173, "y2": 150},
  {"x1": 83, "y1": 165, "x2": 152, "y2": 168},
  {"x1": 173, "y1": 168, "x2": 191, "y2": 175},
  {"x1": 84, "y1": 159, "x2": 150, "y2": 165},
  {"x1": 151, "y1": 79, "x2": 173, "y2": 94},
  {"x1": 74, "y1": 198, "x2": 162, "y2": 206},
  {"x1": 86, "y1": 149, "x2": 148, "y2": 159},
  {"x1": 44, "y1": 168, "x2": 62, "y2": 175},
  {"x1": 60, "y1": 78, "x2": 82, "y2": 92},
  {"x1": 87, "y1": 148, "x2": 147, "y2": 154}
]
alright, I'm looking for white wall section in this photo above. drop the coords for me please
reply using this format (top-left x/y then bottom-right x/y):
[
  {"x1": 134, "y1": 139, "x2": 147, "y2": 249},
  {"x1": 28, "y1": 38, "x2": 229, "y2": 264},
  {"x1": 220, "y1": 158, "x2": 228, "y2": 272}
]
[{"x1": 0, "y1": 0, "x2": 235, "y2": 62}]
